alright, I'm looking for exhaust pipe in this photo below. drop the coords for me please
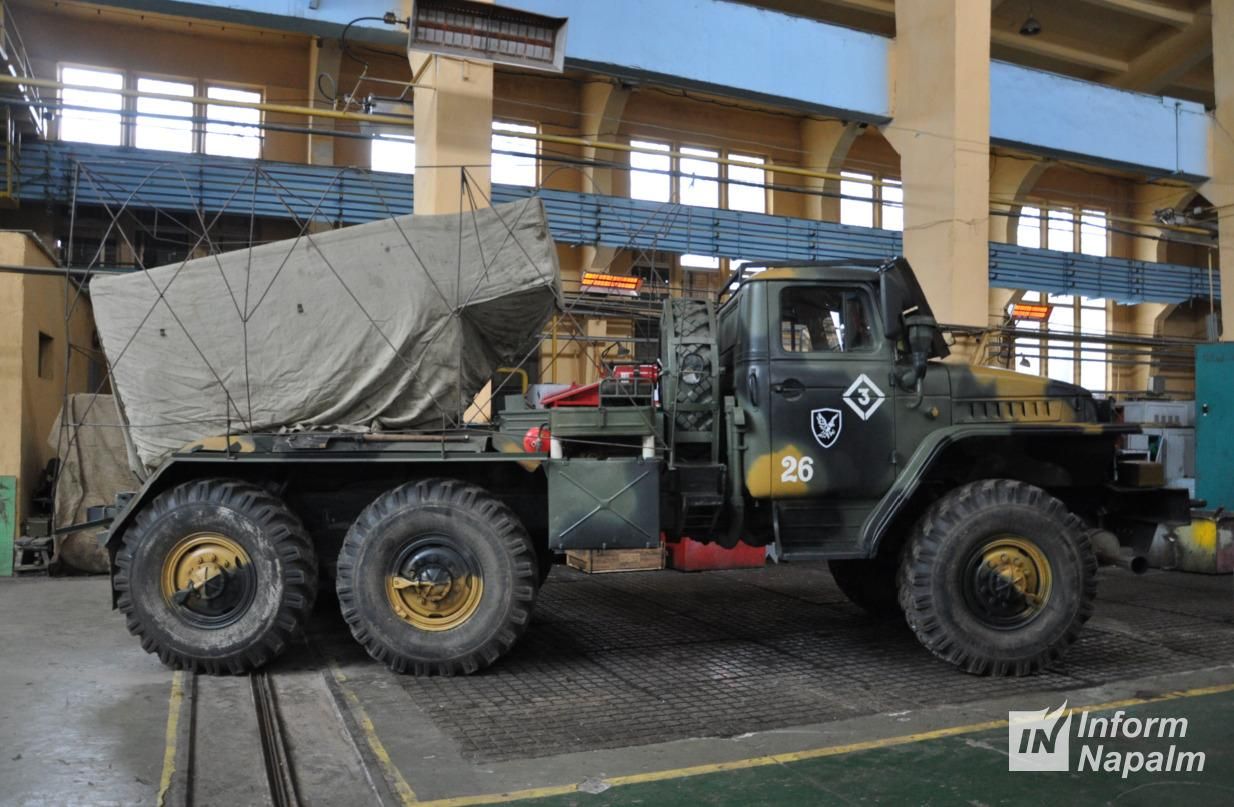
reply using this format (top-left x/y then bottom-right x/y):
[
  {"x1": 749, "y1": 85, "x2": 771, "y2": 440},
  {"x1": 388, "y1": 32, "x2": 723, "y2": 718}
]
[{"x1": 1088, "y1": 529, "x2": 1148, "y2": 575}]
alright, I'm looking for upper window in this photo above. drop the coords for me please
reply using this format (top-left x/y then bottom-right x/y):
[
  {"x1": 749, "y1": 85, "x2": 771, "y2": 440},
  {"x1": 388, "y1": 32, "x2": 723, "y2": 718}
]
[
  {"x1": 492, "y1": 121, "x2": 537, "y2": 186},
  {"x1": 680, "y1": 146, "x2": 720, "y2": 271},
  {"x1": 1013, "y1": 205, "x2": 1110, "y2": 390},
  {"x1": 59, "y1": 66, "x2": 124, "y2": 146},
  {"x1": 840, "y1": 171, "x2": 874, "y2": 228},
  {"x1": 779, "y1": 287, "x2": 875, "y2": 354},
  {"x1": 880, "y1": 179, "x2": 903, "y2": 232},
  {"x1": 135, "y1": 77, "x2": 194, "y2": 153},
  {"x1": 840, "y1": 171, "x2": 902, "y2": 231},
  {"x1": 205, "y1": 85, "x2": 262, "y2": 158},
  {"x1": 371, "y1": 133, "x2": 416, "y2": 174},
  {"x1": 727, "y1": 153, "x2": 766, "y2": 214},
  {"x1": 60, "y1": 68, "x2": 266, "y2": 158},
  {"x1": 1018, "y1": 206, "x2": 1108, "y2": 257},
  {"x1": 630, "y1": 140, "x2": 671, "y2": 202}
]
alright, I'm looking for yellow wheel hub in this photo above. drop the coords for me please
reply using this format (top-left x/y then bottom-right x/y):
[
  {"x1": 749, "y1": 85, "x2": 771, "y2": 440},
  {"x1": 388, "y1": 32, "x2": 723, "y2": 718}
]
[
  {"x1": 386, "y1": 541, "x2": 483, "y2": 632},
  {"x1": 161, "y1": 532, "x2": 251, "y2": 602},
  {"x1": 967, "y1": 536, "x2": 1053, "y2": 627}
]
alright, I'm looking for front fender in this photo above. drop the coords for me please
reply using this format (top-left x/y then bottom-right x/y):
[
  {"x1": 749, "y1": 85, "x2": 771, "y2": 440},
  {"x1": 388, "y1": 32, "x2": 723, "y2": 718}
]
[{"x1": 860, "y1": 422, "x2": 1139, "y2": 555}]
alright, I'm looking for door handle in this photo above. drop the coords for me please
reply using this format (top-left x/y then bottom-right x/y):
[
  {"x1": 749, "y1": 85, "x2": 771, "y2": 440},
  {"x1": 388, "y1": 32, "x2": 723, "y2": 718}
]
[
  {"x1": 773, "y1": 378, "x2": 805, "y2": 400},
  {"x1": 747, "y1": 368, "x2": 760, "y2": 407}
]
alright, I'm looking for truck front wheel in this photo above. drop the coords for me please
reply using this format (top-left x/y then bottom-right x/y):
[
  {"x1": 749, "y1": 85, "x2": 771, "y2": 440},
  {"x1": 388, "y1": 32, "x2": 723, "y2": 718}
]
[
  {"x1": 336, "y1": 479, "x2": 538, "y2": 675},
  {"x1": 114, "y1": 479, "x2": 318, "y2": 674},
  {"x1": 898, "y1": 479, "x2": 1096, "y2": 676}
]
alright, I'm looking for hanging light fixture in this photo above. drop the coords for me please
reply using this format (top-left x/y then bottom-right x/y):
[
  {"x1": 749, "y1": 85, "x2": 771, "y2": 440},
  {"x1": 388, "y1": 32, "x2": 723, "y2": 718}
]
[{"x1": 1020, "y1": 2, "x2": 1042, "y2": 36}]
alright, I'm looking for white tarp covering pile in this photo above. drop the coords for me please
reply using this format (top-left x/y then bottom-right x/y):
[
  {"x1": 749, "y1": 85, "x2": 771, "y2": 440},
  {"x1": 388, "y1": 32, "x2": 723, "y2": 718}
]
[{"x1": 92, "y1": 198, "x2": 561, "y2": 470}]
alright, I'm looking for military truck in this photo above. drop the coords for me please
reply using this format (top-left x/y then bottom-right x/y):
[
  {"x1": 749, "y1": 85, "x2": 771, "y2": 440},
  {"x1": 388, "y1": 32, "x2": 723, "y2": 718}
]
[{"x1": 100, "y1": 257, "x2": 1185, "y2": 677}]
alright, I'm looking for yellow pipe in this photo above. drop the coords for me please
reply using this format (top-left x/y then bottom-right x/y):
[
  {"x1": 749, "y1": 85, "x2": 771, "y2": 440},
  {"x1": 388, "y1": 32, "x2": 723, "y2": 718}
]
[
  {"x1": 5, "y1": 75, "x2": 1211, "y2": 236},
  {"x1": 496, "y1": 367, "x2": 528, "y2": 394}
]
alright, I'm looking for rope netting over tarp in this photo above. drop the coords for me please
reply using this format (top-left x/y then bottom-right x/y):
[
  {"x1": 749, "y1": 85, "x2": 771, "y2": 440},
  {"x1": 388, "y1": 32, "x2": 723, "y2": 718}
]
[{"x1": 90, "y1": 195, "x2": 562, "y2": 470}]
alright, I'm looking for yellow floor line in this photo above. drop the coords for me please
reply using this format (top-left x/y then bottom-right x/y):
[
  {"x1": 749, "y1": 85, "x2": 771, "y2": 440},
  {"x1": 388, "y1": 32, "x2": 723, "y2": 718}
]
[
  {"x1": 156, "y1": 670, "x2": 185, "y2": 807},
  {"x1": 410, "y1": 680, "x2": 1234, "y2": 807},
  {"x1": 327, "y1": 658, "x2": 420, "y2": 807}
]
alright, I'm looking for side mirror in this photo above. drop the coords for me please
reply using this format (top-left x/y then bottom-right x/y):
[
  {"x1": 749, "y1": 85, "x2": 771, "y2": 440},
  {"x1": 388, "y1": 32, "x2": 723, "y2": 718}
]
[{"x1": 897, "y1": 312, "x2": 939, "y2": 391}]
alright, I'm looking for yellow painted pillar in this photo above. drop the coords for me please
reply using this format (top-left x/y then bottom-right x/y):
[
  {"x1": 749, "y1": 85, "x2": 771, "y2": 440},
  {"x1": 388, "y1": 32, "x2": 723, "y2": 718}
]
[
  {"x1": 579, "y1": 80, "x2": 630, "y2": 271},
  {"x1": 1205, "y1": 0, "x2": 1234, "y2": 340},
  {"x1": 800, "y1": 119, "x2": 861, "y2": 221},
  {"x1": 404, "y1": 1, "x2": 496, "y2": 419},
  {"x1": 884, "y1": 1, "x2": 991, "y2": 329},
  {"x1": 407, "y1": 0, "x2": 495, "y2": 215}
]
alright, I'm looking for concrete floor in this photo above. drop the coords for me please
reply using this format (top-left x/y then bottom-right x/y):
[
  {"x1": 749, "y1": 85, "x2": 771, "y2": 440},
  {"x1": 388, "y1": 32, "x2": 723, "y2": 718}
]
[{"x1": 1, "y1": 564, "x2": 1232, "y2": 806}]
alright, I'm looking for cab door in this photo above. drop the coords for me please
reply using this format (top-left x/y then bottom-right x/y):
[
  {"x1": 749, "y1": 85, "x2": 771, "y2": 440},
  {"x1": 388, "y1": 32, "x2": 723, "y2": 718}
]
[{"x1": 766, "y1": 282, "x2": 897, "y2": 511}]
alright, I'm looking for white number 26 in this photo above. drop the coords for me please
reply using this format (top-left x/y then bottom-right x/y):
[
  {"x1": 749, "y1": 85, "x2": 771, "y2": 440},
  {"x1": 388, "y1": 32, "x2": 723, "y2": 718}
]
[{"x1": 780, "y1": 455, "x2": 815, "y2": 483}]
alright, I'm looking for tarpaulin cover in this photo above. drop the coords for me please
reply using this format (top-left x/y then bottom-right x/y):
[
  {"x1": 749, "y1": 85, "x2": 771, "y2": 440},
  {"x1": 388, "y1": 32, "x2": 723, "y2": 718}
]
[
  {"x1": 50, "y1": 394, "x2": 141, "y2": 573},
  {"x1": 91, "y1": 198, "x2": 561, "y2": 470}
]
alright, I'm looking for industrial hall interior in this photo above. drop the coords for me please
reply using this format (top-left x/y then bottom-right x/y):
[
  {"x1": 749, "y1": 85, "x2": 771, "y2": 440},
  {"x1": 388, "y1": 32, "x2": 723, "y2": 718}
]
[{"x1": 2, "y1": 0, "x2": 1234, "y2": 804}]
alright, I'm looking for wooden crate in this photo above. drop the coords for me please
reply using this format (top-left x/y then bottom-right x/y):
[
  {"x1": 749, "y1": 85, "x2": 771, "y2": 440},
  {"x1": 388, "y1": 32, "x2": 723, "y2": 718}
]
[{"x1": 565, "y1": 547, "x2": 665, "y2": 574}]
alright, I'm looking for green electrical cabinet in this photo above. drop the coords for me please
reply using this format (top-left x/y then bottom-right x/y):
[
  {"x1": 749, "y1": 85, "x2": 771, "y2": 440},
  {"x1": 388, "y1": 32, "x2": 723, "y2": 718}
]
[
  {"x1": 0, "y1": 476, "x2": 14, "y2": 576},
  {"x1": 1195, "y1": 343, "x2": 1234, "y2": 512}
]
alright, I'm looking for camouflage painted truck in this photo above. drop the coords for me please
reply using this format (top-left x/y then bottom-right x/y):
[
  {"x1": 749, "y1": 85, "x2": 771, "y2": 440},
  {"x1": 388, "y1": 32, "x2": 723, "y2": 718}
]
[{"x1": 95, "y1": 232, "x2": 1187, "y2": 677}]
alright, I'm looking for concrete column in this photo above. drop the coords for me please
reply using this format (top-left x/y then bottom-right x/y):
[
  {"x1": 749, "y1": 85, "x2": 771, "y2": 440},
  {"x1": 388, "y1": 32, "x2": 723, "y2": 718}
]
[
  {"x1": 579, "y1": 80, "x2": 630, "y2": 271},
  {"x1": 1204, "y1": 0, "x2": 1234, "y2": 340},
  {"x1": 405, "y1": 0, "x2": 495, "y2": 216},
  {"x1": 403, "y1": 1, "x2": 496, "y2": 418},
  {"x1": 884, "y1": 1, "x2": 991, "y2": 329},
  {"x1": 307, "y1": 37, "x2": 342, "y2": 166},
  {"x1": 800, "y1": 119, "x2": 861, "y2": 221}
]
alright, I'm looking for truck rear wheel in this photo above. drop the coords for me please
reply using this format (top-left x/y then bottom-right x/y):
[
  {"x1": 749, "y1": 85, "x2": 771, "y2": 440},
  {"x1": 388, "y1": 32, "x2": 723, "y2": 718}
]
[
  {"x1": 114, "y1": 479, "x2": 318, "y2": 674},
  {"x1": 336, "y1": 479, "x2": 538, "y2": 675},
  {"x1": 898, "y1": 479, "x2": 1096, "y2": 676},
  {"x1": 828, "y1": 558, "x2": 901, "y2": 618}
]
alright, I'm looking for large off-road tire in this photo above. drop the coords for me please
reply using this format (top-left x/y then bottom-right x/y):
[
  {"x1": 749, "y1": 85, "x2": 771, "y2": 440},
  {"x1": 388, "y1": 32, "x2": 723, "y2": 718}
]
[
  {"x1": 828, "y1": 558, "x2": 901, "y2": 618},
  {"x1": 898, "y1": 479, "x2": 1097, "y2": 676},
  {"x1": 114, "y1": 479, "x2": 318, "y2": 674},
  {"x1": 336, "y1": 478, "x2": 538, "y2": 675},
  {"x1": 661, "y1": 298, "x2": 717, "y2": 433}
]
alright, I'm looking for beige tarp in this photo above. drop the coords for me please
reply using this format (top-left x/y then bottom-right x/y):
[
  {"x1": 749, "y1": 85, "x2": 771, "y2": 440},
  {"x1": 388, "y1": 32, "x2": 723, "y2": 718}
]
[
  {"x1": 90, "y1": 199, "x2": 561, "y2": 470},
  {"x1": 50, "y1": 394, "x2": 140, "y2": 573}
]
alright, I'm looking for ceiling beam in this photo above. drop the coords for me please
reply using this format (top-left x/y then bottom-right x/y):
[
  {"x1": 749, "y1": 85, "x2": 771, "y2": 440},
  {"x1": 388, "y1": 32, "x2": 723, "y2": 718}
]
[
  {"x1": 819, "y1": 0, "x2": 894, "y2": 14},
  {"x1": 1104, "y1": 5, "x2": 1212, "y2": 93},
  {"x1": 991, "y1": 30, "x2": 1131, "y2": 73},
  {"x1": 1077, "y1": 0, "x2": 1195, "y2": 28}
]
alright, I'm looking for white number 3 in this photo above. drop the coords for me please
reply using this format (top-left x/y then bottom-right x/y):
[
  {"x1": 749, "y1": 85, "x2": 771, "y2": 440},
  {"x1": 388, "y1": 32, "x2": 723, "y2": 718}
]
[{"x1": 780, "y1": 455, "x2": 815, "y2": 483}]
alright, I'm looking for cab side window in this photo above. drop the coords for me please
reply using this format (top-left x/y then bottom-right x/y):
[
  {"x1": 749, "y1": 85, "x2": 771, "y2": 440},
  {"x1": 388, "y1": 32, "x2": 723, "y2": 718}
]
[{"x1": 779, "y1": 287, "x2": 874, "y2": 353}]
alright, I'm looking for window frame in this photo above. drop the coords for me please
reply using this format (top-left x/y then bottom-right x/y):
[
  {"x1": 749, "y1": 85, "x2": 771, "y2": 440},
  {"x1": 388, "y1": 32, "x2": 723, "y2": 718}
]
[
  {"x1": 133, "y1": 72, "x2": 198, "y2": 154},
  {"x1": 774, "y1": 283, "x2": 882, "y2": 357},
  {"x1": 56, "y1": 63, "x2": 126, "y2": 147},
  {"x1": 56, "y1": 65, "x2": 267, "y2": 158},
  {"x1": 370, "y1": 131, "x2": 417, "y2": 174},
  {"x1": 839, "y1": 170, "x2": 902, "y2": 231},
  {"x1": 203, "y1": 81, "x2": 265, "y2": 159},
  {"x1": 491, "y1": 119, "x2": 539, "y2": 187},
  {"x1": 1012, "y1": 203, "x2": 1112, "y2": 390}
]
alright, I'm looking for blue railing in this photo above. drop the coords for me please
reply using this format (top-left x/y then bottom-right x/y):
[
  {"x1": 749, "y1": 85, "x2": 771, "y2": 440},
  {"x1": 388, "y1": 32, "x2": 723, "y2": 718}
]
[{"x1": 18, "y1": 140, "x2": 1218, "y2": 304}]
